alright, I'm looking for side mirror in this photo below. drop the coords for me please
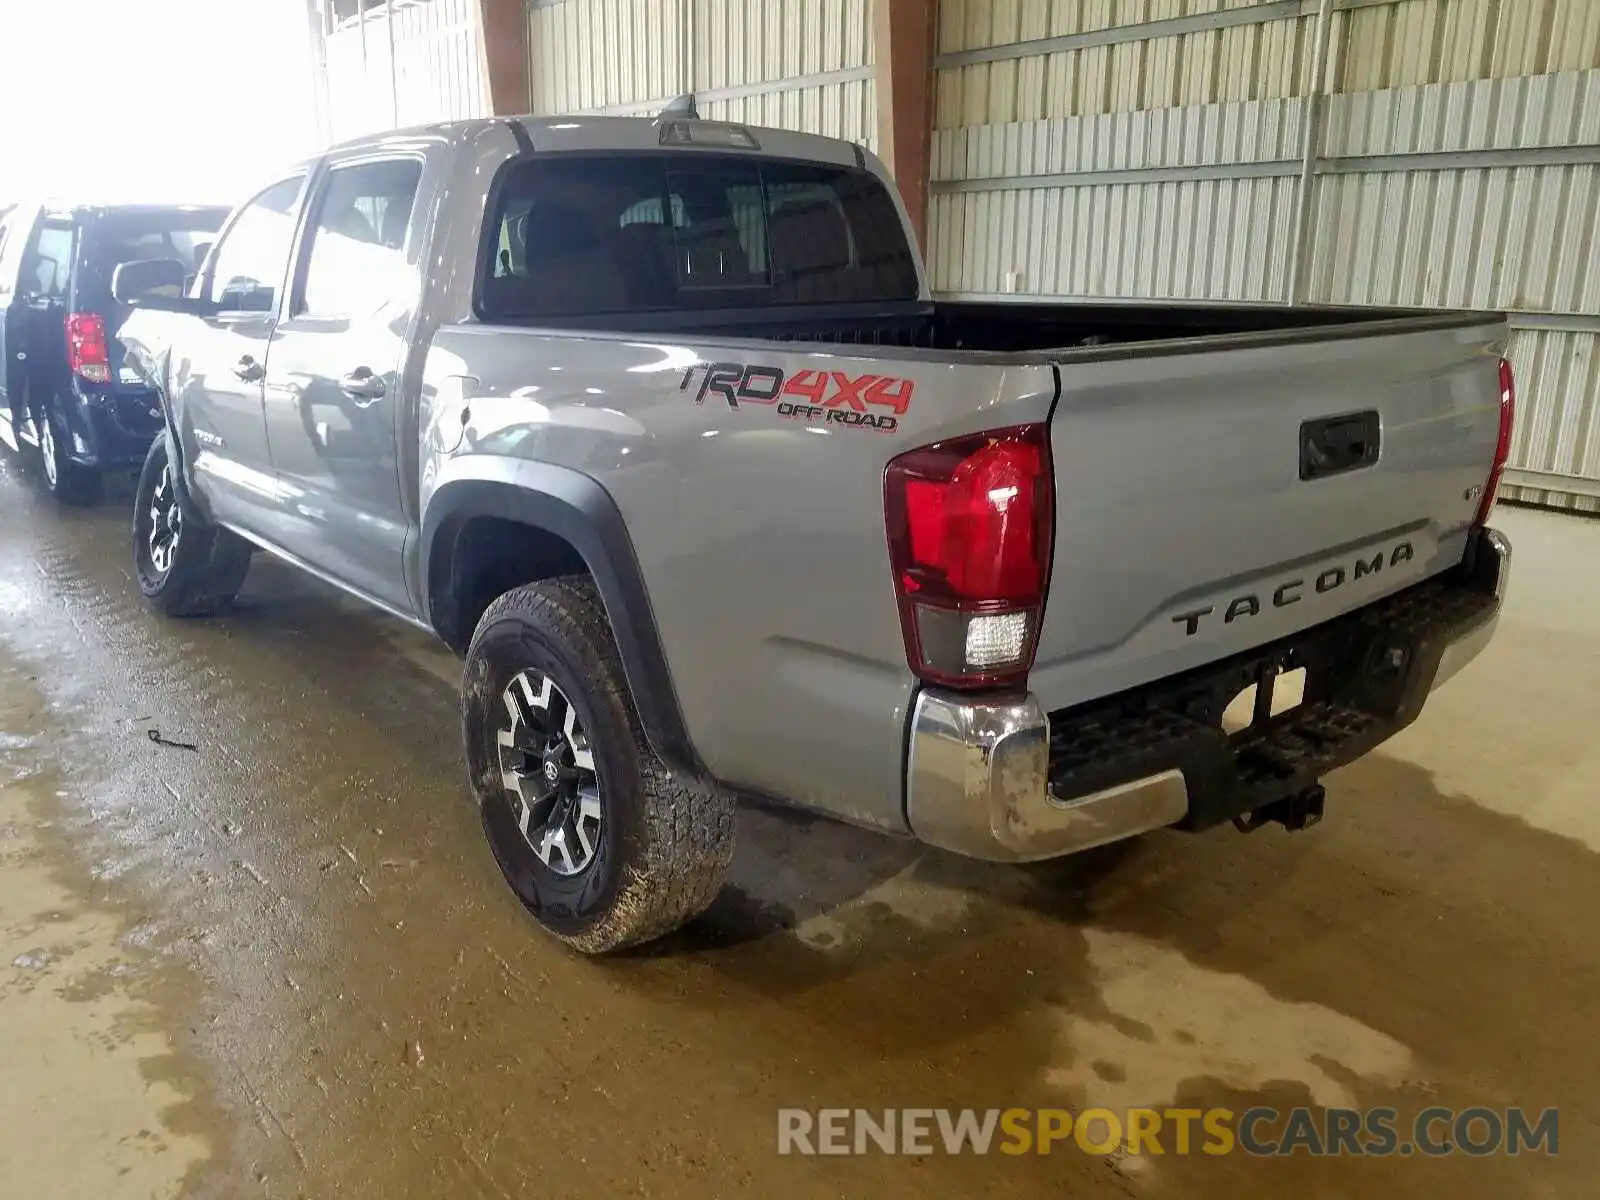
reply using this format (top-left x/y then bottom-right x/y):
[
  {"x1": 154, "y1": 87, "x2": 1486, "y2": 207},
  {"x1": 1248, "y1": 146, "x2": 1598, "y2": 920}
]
[{"x1": 112, "y1": 257, "x2": 188, "y2": 308}]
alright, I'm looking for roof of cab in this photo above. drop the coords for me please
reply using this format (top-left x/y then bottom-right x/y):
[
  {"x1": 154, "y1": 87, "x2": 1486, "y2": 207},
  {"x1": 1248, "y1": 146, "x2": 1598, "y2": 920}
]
[
  {"x1": 39, "y1": 202, "x2": 232, "y2": 222},
  {"x1": 325, "y1": 113, "x2": 867, "y2": 170}
]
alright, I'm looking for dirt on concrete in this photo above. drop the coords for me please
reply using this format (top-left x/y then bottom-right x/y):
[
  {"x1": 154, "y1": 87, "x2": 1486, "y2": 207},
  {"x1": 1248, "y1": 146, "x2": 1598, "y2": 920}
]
[{"x1": 0, "y1": 452, "x2": 1595, "y2": 1199}]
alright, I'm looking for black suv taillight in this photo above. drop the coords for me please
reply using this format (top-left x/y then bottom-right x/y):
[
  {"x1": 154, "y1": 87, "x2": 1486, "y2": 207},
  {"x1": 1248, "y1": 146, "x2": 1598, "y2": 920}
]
[
  {"x1": 66, "y1": 312, "x2": 111, "y2": 384},
  {"x1": 884, "y1": 424, "x2": 1053, "y2": 690}
]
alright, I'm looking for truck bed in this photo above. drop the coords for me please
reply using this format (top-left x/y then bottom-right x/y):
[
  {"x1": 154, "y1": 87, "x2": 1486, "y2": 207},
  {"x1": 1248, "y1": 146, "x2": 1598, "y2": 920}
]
[{"x1": 494, "y1": 296, "x2": 1496, "y2": 358}]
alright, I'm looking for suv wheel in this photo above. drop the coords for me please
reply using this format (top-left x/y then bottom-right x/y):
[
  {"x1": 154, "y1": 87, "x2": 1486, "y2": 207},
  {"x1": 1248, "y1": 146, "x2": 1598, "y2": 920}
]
[
  {"x1": 463, "y1": 577, "x2": 734, "y2": 953},
  {"x1": 36, "y1": 404, "x2": 103, "y2": 505},
  {"x1": 132, "y1": 433, "x2": 252, "y2": 615}
]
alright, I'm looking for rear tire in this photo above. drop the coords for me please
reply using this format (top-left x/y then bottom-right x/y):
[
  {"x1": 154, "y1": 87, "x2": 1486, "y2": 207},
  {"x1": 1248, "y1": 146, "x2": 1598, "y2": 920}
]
[
  {"x1": 462, "y1": 577, "x2": 734, "y2": 954},
  {"x1": 35, "y1": 399, "x2": 103, "y2": 506},
  {"x1": 133, "y1": 433, "x2": 251, "y2": 616}
]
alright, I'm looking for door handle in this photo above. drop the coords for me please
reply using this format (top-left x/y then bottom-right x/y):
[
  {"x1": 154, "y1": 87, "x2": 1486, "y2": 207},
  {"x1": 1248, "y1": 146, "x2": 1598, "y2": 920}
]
[
  {"x1": 338, "y1": 367, "x2": 386, "y2": 402},
  {"x1": 232, "y1": 354, "x2": 265, "y2": 382}
]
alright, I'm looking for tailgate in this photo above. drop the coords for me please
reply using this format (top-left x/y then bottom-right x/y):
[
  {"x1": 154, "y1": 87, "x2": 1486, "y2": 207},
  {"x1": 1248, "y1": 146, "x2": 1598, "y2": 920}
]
[{"x1": 1028, "y1": 316, "x2": 1506, "y2": 712}]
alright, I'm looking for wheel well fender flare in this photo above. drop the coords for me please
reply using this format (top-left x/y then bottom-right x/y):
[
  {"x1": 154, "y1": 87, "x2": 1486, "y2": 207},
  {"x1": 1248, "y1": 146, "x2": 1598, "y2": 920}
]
[{"x1": 421, "y1": 465, "x2": 706, "y2": 779}]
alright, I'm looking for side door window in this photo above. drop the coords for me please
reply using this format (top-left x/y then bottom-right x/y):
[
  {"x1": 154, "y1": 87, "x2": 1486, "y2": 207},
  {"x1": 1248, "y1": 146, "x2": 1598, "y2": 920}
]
[
  {"x1": 207, "y1": 175, "x2": 305, "y2": 314},
  {"x1": 23, "y1": 223, "x2": 73, "y2": 300},
  {"x1": 0, "y1": 216, "x2": 15, "y2": 301},
  {"x1": 297, "y1": 158, "x2": 422, "y2": 318}
]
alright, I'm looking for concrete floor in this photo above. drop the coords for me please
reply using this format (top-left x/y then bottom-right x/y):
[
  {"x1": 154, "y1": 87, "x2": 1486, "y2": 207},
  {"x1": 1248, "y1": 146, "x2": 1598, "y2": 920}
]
[{"x1": 0, "y1": 452, "x2": 1595, "y2": 1200}]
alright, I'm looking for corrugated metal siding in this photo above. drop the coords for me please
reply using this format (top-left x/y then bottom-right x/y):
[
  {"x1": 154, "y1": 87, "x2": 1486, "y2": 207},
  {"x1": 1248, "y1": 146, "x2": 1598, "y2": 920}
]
[
  {"x1": 392, "y1": 0, "x2": 489, "y2": 125},
  {"x1": 937, "y1": 0, "x2": 1281, "y2": 54},
  {"x1": 1306, "y1": 161, "x2": 1600, "y2": 312},
  {"x1": 526, "y1": 0, "x2": 876, "y2": 147},
  {"x1": 936, "y1": 1, "x2": 1321, "y2": 126},
  {"x1": 693, "y1": 0, "x2": 870, "y2": 90},
  {"x1": 323, "y1": 22, "x2": 389, "y2": 141},
  {"x1": 1502, "y1": 483, "x2": 1600, "y2": 514},
  {"x1": 929, "y1": 174, "x2": 1297, "y2": 298},
  {"x1": 1323, "y1": 68, "x2": 1600, "y2": 155},
  {"x1": 320, "y1": 0, "x2": 488, "y2": 141},
  {"x1": 529, "y1": 0, "x2": 686, "y2": 113},
  {"x1": 1336, "y1": 0, "x2": 1600, "y2": 91},
  {"x1": 933, "y1": 93, "x2": 1305, "y2": 178},
  {"x1": 1503, "y1": 325, "x2": 1600, "y2": 514},
  {"x1": 928, "y1": 93, "x2": 1304, "y2": 296}
]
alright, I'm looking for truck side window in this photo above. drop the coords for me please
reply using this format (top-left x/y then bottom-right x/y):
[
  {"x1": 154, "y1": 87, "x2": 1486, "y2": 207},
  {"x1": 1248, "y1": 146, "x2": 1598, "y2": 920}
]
[
  {"x1": 298, "y1": 158, "x2": 422, "y2": 317},
  {"x1": 207, "y1": 175, "x2": 305, "y2": 314}
]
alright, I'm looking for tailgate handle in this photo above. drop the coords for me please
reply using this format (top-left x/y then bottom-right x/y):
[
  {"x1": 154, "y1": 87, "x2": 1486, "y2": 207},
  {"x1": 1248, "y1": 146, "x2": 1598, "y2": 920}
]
[{"x1": 1300, "y1": 410, "x2": 1380, "y2": 481}]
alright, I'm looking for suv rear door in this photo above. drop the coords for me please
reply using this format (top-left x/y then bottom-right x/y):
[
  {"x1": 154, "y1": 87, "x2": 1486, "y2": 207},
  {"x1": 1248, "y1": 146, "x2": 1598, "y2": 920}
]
[
  {"x1": 1, "y1": 213, "x2": 74, "y2": 445},
  {"x1": 0, "y1": 206, "x2": 29, "y2": 442}
]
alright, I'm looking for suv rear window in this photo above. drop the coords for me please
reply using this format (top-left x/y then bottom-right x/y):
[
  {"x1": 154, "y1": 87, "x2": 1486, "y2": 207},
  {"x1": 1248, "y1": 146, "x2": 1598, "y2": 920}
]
[
  {"x1": 76, "y1": 208, "x2": 228, "y2": 308},
  {"x1": 479, "y1": 153, "x2": 919, "y2": 320}
]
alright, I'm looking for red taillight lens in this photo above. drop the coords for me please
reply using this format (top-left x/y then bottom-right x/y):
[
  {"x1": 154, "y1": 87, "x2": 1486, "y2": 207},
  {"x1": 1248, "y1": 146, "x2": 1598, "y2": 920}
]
[
  {"x1": 1477, "y1": 356, "x2": 1515, "y2": 525},
  {"x1": 66, "y1": 312, "x2": 111, "y2": 384},
  {"x1": 885, "y1": 424, "x2": 1053, "y2": 690}
]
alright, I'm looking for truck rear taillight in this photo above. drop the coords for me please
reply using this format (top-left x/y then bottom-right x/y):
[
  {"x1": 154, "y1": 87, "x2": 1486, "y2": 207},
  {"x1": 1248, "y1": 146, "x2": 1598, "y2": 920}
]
[
  {"x1": 1477, "y1": 356, "x2": 1515, "y2": 525},
  {"x1": 884, "y1": 424, "x2": 1053, "y2": 690},
  {"x1": 66, "y1": 312, "x2": 111, "y2": 384}
]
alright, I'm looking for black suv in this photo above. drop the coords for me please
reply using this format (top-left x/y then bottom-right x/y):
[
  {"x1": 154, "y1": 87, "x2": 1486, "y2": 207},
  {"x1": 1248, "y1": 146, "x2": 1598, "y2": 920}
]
[{"x1": 0, "y1": 202, "x2": 227, "y2": 502}]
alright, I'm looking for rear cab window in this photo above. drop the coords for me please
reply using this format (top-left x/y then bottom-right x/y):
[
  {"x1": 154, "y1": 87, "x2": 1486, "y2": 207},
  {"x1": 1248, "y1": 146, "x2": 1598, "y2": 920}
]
[{"x1": 477, "y1": 152, "x2": 919, "y2": 322}]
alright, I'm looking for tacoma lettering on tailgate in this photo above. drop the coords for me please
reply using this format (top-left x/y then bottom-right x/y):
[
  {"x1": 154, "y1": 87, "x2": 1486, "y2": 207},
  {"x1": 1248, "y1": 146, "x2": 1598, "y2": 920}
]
[{"x1": 1170, "y1": 541, "x2": 1416, "y2": 637}]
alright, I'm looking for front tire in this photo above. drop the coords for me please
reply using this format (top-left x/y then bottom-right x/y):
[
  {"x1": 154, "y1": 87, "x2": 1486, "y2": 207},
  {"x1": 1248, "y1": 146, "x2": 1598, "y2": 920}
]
[
  {"x1": 36, "y1": 403, "x2": 102, "y2": 506},
  {"x1": 133, "y1": 433, "x2": 251, "y2": 616},
  {"x1": 463, "y1": 577, "x2": 734, "y2": 953}
]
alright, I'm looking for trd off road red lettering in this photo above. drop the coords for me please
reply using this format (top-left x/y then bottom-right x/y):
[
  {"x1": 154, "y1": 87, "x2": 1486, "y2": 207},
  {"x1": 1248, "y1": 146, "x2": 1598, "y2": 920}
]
[{"x1": 679, "y1": 362, "x2": 913, "y2": 432}]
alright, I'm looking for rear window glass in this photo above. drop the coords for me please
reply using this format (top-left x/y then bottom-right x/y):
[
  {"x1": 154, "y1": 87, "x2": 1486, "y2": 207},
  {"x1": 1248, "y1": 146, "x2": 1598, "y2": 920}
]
[
  {"x1": 479, "y1": 153, "x2": 919, "y2": 320},
  {"x1": 77, "y1": 209, "x2": 228, "y2": 305}
]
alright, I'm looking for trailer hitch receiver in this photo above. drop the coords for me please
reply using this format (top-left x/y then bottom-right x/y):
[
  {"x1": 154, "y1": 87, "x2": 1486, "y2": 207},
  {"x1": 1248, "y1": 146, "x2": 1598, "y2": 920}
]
[{"x1": 1233, "y1": 784, "x2": 1326, "y2": 833}]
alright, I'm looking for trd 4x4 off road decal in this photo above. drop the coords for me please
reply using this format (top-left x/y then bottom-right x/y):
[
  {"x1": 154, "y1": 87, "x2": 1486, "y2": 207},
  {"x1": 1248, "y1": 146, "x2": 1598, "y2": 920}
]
[{"x1": 679, "y1": 362, "x2": 912, "y2": 433}]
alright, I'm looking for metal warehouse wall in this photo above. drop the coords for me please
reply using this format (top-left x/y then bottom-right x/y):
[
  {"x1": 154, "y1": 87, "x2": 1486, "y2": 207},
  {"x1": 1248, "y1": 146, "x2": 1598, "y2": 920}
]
[
  {"x1": 314, "y1": 0, "x2": 491, "y2": 144},
  {"x1": 526, "y1": 0, "x2": 877, "y2": 149},
  {"x1": 932, "y1": 0, "x2": 1600, "y2": 513}
]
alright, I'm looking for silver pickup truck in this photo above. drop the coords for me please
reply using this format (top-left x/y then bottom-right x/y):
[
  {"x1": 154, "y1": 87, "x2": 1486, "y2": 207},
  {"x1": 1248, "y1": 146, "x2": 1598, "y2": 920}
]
[{"x1": 116, "y1": 113, "x2": 1513, "y2": 953}]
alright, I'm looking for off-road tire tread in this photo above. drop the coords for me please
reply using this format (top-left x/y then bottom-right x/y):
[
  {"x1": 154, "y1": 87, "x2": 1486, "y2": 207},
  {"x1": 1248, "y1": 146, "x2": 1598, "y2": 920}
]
[
  {"x1": 468, "y1": 576, "x2": 734, "y2": 953},
  {"x1": 134, "y1": 435, "x2": 251, "y2": 617}
]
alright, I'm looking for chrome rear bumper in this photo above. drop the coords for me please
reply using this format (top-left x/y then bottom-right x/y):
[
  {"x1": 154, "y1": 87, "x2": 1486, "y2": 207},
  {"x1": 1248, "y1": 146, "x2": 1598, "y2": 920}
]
[
  {"x1": 904, "y1": 527, "x2": 1510, "y2": 863},
  {"x1": 904, "y1": 689, "x2": 1188, "y2": 863},
  {"x1": 1433, "y1": 527, "x2": 1510, "y2": 688}
]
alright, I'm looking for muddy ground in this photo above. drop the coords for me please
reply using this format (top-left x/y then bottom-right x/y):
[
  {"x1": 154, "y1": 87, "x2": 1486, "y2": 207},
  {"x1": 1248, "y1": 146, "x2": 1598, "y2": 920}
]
[{"x1": 0, "y1": 454, "x2": 1595, "y2": 1199}]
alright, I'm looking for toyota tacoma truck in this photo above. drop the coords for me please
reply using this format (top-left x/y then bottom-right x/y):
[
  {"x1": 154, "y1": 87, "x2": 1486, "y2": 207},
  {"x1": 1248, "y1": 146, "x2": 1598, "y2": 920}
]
[{"x1": 115, "y1": 112, "x2": 1513, "y2": 953}]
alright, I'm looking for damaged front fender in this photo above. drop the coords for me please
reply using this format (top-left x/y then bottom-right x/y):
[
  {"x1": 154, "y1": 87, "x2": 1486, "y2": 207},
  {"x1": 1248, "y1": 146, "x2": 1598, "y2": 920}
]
[{"x1": 116, "y1": 309, "x2": 195, "y2": 506}]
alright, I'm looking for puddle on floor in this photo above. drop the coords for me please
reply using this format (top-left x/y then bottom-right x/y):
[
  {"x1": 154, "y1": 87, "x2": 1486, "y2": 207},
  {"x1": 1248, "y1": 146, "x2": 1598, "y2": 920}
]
[
  {"x1": 0, "y1": 672, "x2": 216, "y2": 1198},
  {"x1": 1047, "y1": 927, "x2": 1416, "y2": 1112}
]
